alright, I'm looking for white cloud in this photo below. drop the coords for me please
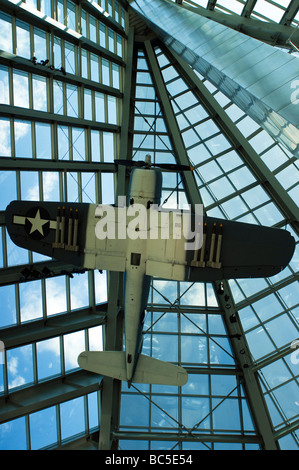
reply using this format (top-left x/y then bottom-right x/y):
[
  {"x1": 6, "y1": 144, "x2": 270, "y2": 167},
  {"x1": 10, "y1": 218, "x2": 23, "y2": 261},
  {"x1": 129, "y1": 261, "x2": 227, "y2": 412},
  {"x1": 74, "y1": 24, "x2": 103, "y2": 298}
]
[
  {"x1": 46, "y1": 277, "x2": 67, "y2": 316},
  {"x1": 14, "y1": 120, "x2": 31, "y2": 142},
  {"x1": 13, "y1": 73, "x2": 29, "y2": 108},
  {"x1": 20, "y1": 281, "x2": 43, "y2": 322},
  {"x1": 0, "y1": 22, "x2": 12, "y2": 53},
  {"x1": 7, "y1": 355, "x2": 26, "y2": 389},
  {"x1": 64, "y1": 330, "x2": 85, "y2": 370},
  {"x1": 7, "y1": 356, "x2": 18, "y2": 376},
  {"x1": 43, "y1": 172, "x2": 59, "y2": 200},
  {"x1": 0, "y1": 119, "x2": 11, "y2": 156}
]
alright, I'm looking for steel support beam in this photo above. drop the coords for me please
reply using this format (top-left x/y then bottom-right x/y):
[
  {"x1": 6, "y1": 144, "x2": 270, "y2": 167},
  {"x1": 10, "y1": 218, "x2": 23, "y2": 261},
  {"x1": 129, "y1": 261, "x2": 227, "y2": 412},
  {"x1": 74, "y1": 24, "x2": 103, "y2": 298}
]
[
  {"x1": 0, "y1": 304, "x2": 107, "y2": 349},
  {"x1": 0, "y1": 104, "x2": 119, "y2": 133},
  {"x1": 0, "y1": 259, "x2": 87, "y2": 286},
  {"x1": 241, "y1": 0, "x2": 257, "y2": 18},
  {"x1": 112, "y1": 430, "x2": 262, "y2": 444},
  {"x1": 280, "y1": 0, "x2": 299, "y2": 26},
  {"x1": 215, "y1": 280, "x2": 279, "y2": 450},
  {"x1": 0, "y1": 157, "x2": 116, "y2": 173},
  {"x1": 98, "y1": 27, "x2": 136, "y2": 451},
  {"x1": 144, "y1": 40, "x2": 203, "y2": 209},
  {"x1": 0, "y1": 369, "x2": 102, "y2": 423},
  {"x1": 99, "y1": 271, "x2": 123, "y2": 450}
]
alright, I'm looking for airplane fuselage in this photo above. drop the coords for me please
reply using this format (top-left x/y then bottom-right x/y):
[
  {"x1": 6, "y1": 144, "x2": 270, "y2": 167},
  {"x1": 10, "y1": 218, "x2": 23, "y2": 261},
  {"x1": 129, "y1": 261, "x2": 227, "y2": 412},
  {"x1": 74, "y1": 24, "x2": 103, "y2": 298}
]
[{"x1": 123, "y1": 167, "x2": 162, "y2": 383}]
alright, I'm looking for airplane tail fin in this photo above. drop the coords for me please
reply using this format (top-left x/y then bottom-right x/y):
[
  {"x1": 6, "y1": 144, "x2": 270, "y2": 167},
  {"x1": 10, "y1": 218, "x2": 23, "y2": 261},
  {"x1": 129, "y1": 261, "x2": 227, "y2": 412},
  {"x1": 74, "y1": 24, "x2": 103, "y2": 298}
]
[{"x1": 78, "y1": 351, "x2": 188, "y2": 386}]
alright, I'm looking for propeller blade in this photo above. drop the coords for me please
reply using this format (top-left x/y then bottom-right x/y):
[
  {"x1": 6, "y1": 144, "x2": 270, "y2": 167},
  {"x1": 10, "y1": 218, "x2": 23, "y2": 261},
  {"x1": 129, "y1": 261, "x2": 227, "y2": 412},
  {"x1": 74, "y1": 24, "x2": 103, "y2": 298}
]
[
  {"x1": 114, "y1": 159, "x2": 139, "y2": 167},
  {"x1": 154, "y1": 163, "x2": 193, "y2": 171},
  {"x1": 114, "y1": 160, "x2": 193, "y2": 171}
]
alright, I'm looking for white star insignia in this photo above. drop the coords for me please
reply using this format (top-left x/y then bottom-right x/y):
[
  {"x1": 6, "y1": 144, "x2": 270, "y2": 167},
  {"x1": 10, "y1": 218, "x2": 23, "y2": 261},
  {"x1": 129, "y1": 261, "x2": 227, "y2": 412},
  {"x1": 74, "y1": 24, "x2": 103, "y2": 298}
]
[{"x1": 27, "y1": 209, "x2": 49, "y2": 236}]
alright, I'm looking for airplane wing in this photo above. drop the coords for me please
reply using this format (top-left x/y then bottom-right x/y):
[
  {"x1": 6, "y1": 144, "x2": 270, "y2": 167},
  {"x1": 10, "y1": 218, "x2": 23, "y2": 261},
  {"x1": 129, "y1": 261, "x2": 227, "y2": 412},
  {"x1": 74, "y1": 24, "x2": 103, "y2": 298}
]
[
  {"x1": 6, "y1": 202, "x2": 295, "y2": 281},
  {"x1": 146, "y1": 211, "x2": 295, "y2": 281},
  {"x1": 5, "y1": 201, "x2": 127, "y2": 272}
]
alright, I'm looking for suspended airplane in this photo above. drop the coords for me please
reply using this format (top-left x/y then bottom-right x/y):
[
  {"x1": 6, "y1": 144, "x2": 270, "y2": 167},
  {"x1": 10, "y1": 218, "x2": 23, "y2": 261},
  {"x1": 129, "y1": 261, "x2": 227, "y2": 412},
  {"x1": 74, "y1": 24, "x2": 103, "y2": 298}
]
[{"x1": 5, "y1": 155, "x2": 295, "y2": 387}]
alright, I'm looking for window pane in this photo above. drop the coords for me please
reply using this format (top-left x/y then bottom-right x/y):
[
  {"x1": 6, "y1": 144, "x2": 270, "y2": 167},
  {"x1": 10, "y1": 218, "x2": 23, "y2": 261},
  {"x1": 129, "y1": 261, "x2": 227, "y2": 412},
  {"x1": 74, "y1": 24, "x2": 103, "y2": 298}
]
[
  {"x1": 33, "y1": 28, "x2": 47, "y2": 59},
  {"x1": 65, "y1": 42, "x2": 75, "y2": 74},
  {"x1": 30, "y1": 406, "x2": 57, "y2": 449},
  {"x1": 66, "y1": 84, "x2": 78, "y2": 117},
  {"x1": 37, "y1": 337, "x2": 61, "y2": 381},
  {"x1": 13, "y1": 71, "x2": 29, "y2": 108},
  {"x1": 0, "y1": 66, "x2": 9, "y2": 105},
  {"x1": 0, "y1": 417, "x2": 27, "y2": 450},
  {"x1": 15, "y1": 120, "x2": 32, "y2": 158},
  {"x1": 58, "y1": 126, "x2": 69, "y2": 159},
  {"x1": 0, "y1": 118, "x2": 11, "y2": 156},
  {"x1": 60, "y1": 397, "x2": 85, "y2": 440},
  {"x1": 19, "y1": 280, "x2": 43, "y2": 322},
  {"x1": 72, "y1": 128, "x2": 85, "y2": 161},
  {"x1": 64, "y1": 330, "x2": 85, "y2": 371},
  {"x1": 0, "y1": 13, "x2": 12, "y2": 53},
  {"x1": 16, "y1": 20, "x2": 30, "y2": 59},
  {"x1": 33, "y1": 75, "x2": 47, "y2": 111},
  {"x1": 7, "y1": 345, "x2": 34, "y2": 390},
  {"x1": 36, "y1": 122, "x2": 52, "y2": 158}
]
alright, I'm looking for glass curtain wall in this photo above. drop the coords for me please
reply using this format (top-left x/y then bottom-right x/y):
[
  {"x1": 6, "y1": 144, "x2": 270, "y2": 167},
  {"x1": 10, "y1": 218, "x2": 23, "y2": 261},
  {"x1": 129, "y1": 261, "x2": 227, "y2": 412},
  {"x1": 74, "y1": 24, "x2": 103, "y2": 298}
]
[{"x1": 0, "y1": 0, "x2": 126, "y2": 449}]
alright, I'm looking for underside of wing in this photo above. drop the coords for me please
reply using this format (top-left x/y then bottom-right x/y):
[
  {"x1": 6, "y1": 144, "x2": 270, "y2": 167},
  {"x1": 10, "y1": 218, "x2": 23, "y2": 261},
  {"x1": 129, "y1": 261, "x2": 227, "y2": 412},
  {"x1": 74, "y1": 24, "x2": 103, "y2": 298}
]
[
  {"x1": 5, "y1": 201, "x2": 127, "y2": 272},
  {"x1": 146, "y1": 212, "x2": 295, "y2": 281}
]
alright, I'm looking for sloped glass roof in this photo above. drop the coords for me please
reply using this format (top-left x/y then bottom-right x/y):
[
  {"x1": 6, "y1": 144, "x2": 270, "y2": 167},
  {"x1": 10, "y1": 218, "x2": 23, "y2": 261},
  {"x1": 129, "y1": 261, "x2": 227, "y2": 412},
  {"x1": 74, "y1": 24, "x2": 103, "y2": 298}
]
[{"x1": 0, "y1": 0, "x2": 298, "y2": 451}]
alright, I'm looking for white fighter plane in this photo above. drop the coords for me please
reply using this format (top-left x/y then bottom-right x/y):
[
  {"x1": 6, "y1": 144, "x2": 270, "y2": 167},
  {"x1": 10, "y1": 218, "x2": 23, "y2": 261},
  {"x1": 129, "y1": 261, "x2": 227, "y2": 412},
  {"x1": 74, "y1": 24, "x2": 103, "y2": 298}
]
[{"x1": 5, "y1": 156, "x2": 295, "y2": 386}]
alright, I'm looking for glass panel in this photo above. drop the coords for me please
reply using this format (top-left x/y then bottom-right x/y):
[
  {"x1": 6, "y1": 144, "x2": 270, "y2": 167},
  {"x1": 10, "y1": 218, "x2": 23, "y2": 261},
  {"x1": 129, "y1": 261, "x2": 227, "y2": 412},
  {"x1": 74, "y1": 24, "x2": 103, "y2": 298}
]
[
  {"x1": 33, "y1": 75, "x2": 47, "y2": 112},
  {"x1": 46, "y1": 277, "x2": 67, "y2": 316},
  {"x1": 0, "y1": 172, "x2": 16, "y2": 210},
  {"x1": 33, "y1": 28, "x2": 47, "y2": 60},
  {"x1": 0, "y1": 66, "x2": 9, "y2": 105},
  {"x1": 66, "y1": 84, "x2": 78, "y2": 117},
  {"x1": 0, "y1": 417, "x2": 27, "y2": 450},
  {"x1": 13, "y1": 71, "x2": 29, "y2": 108},
  {"x1": 37, "y1": 337, "x2": 61, "y2": 381},
  {"x1": 64, "y1": 330, "x2": 85, "y2": 371},
  {"x1": 0, "y1": 12, "x2": 13, "y2": 53},
  {"x1": 36, "y1": 122, "x2": 52, "y2": 158},
  {"x1": 16, "y1": 20, "x2": 30, "y2": 59},
  {"x1": 65, "y1": 42, "x2": 76, "y2": 74},
  {"x1": 15, "y1": 120, "x2": 32, "y2": 158},
  {"x1": 0, "y1": 118, "x2": 11, "y2": 156},
  {"x1": 72, "y1": 128, "x2": 85, "y2": 161},
  {"x1": 60, "y1": 397, "x2": 85, "y2": 440},
  {"x1": 30, "y1": 406, "x2": 57, "y2": 449},
  {"x1": 7, "y1": 344, "x2": 34, "y2": 390},
  {"x1": 0, "y1": 285, "x2": 16, "y2": 328},
  {"x1": 19, "y1": 280, "x2": 43, "y2": 322}
]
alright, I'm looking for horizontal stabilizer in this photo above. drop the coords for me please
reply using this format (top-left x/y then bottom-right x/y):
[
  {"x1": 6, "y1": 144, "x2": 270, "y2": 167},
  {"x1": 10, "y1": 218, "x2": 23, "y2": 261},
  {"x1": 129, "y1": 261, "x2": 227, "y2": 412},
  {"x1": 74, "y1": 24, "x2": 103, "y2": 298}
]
[
  {"x1": 78, "y1": 351, "x2": 188, "y2": 386},
  {"x1": 134, "y1": 354, "x2": 188, "y2": 386}
]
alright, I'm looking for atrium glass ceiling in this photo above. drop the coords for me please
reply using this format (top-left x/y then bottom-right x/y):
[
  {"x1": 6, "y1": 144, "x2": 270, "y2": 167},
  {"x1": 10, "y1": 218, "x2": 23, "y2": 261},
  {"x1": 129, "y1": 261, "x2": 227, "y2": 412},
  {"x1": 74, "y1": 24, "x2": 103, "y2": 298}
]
[{"x1": 0, "y1": 0, "x2": 298, "y2": 451}]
